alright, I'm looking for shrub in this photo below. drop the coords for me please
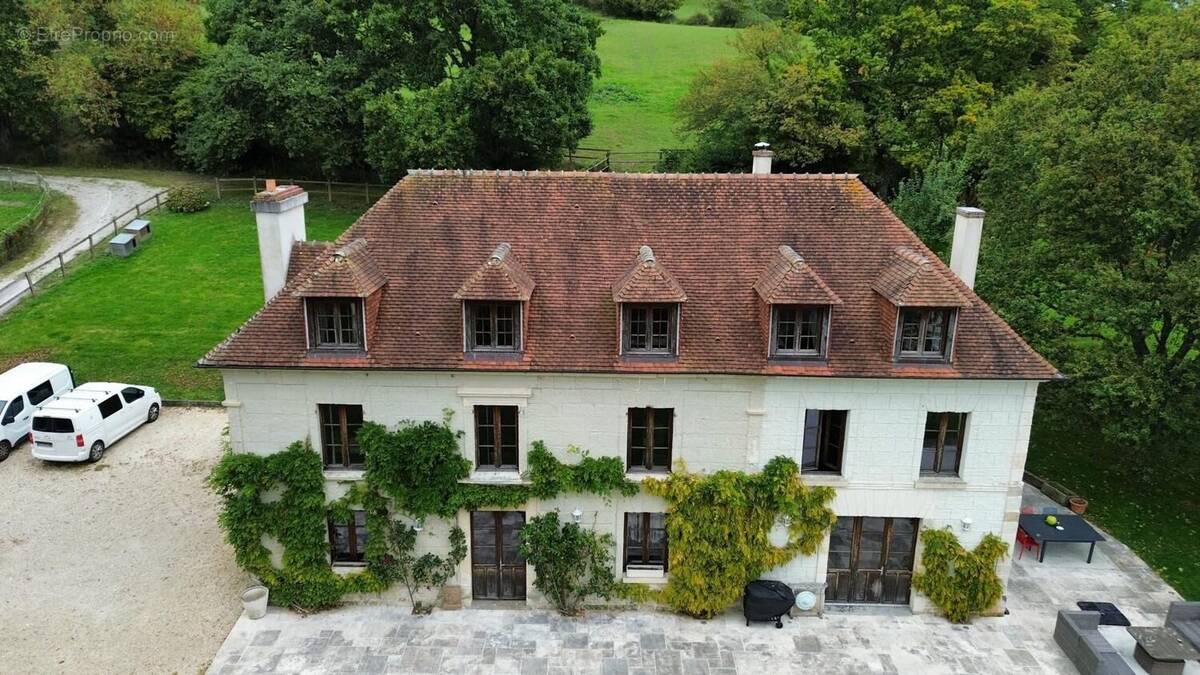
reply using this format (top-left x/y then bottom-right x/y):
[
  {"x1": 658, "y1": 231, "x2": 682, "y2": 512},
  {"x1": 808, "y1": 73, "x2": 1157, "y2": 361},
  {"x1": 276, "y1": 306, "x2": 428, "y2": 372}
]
[
  {"x1": 373, "y1": 521, "x2": 467, "y2": 614},
  {"x1": 164, "y1": 184, "x2": 210, "y2": 213},
  {"x1": 519, "y1": 511, "x2": 618, "y2": 615},
  {"x1": 911, "y1": 528, "x2": 1007, "y2": 623},
  {"x1": 582, "y1": 0, "x2": 682, "y2": 21},
  {"x1": 682, "y1": 12, "x2": 711, "y2": 25}
]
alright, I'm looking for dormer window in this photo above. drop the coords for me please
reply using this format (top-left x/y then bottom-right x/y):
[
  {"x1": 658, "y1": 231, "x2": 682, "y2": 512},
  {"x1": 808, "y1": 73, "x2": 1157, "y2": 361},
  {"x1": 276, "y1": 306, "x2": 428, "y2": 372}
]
[
  {"x1": 466, "y1": 301, "x2": 521, "y2": 352},
  {"x1": 771, "y1": 305, "x2": 829, "y2": 358},
  {"x1": 622, "y1": 303, "x2": 677, "y2": 355},
  {"x1": 897, "y1": 308, "x2": 956, "y2": 360},
  {"x1": 308, "y1": 298, "x2": 364, "y2": 350}
]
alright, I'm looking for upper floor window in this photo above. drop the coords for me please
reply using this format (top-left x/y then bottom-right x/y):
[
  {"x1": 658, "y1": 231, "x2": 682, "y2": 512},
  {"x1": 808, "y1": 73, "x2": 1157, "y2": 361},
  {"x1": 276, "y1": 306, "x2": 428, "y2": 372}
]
[
  {"x1": 772, "y1": 306, "x2": 828, "y2": 358},
  {"x1": 328, "y1": 511, "x2": 367, "y2": 565},
  {"x1": 922, "y1": 412, "x2": 966, "y2": 476},
  {"x1": 308, "y1": 298, "x2": 364, "y2": 351},
  {"x1": 622, "y1": 304, "x2": 677, "y2": 356},
  {"x1": 474, "y1": 405, "x2": 518, "y2": 470},
  {"x1": 802, "y1": 409, "x2": 846, "y2": 474},
  {"x1": 897, "y1": 308, "x2": 955, "y2": 360},
  {"x1": 320, "y1": 403, "x2": 364, "y2": 469},
  {"x1": 466, "y1": 301, "x2": 521, "y2": 352},
  {"x1": 628, "y1": 407, "x2": 672, "y2": 472}
]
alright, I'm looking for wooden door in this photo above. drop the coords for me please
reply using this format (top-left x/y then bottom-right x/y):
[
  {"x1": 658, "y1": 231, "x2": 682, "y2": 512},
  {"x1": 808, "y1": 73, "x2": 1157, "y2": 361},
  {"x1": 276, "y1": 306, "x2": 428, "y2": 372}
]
[
  {"x1": 825, "y1": 517, "x2": 918, "y2": 604},
  {"x1": 470, "y1": 511, "x2": 526, "y2": 600}
]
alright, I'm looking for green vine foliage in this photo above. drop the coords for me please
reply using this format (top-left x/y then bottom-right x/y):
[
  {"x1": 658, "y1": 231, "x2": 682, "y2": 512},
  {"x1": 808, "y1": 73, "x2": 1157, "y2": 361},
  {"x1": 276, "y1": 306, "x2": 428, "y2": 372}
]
[
  {"x1": 644, "y1": 456, "x2": 836, "y2": 619},
  {"x1": 527, "y1": 441, "x2": 639, "y2": 501},
  {"x1": 912, "y1": 528, "x2": 1008, "y2": 623},
  {"x1": 519, "y1": 511, "x2": 618, "y2": 616},
  {"x1": 357, "y1": 414, "x2": 471, "y2": 519},
  {"x1": 208, "y1": 441, "x2": 386, "y2": 610}
]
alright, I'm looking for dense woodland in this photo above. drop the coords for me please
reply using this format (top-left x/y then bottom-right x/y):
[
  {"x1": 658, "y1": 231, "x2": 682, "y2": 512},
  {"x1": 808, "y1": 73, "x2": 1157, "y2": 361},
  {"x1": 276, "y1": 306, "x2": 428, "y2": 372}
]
[{"x1": 2, "y1": 0, "x2": 1199, "y2": 463}]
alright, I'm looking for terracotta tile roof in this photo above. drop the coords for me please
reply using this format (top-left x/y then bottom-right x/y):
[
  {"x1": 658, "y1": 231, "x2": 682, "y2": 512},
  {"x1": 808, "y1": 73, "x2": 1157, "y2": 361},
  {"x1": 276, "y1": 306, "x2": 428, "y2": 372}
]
[
  {"x1": 611, "y1": 246, "x2": 688, "y2": 303},
  {"x1": 754, "y1": 245, "x2": 842, "y2": 306},
  {"x1": 454, "y1": 242, "x2": 536, "y2": 301},
  {"x1": 201, "y1": 171, "x2": 1059, "y2": 380},
  {"x1": 286, "y1": 241, "x2": 332, "y2": 283},
  {"x1": 873, "y1": 246, "x2": 971, "y2": 307},
  {"x1": 292, "y1": 239, "x2": 387, "y2": 298}
]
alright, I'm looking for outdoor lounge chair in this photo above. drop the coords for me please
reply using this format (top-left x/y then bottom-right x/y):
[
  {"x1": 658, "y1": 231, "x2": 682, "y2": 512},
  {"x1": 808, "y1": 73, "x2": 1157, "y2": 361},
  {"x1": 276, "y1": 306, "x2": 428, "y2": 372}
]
[
  {"x1": 1054, "y1": 610, "x2": 1135, "y2": 675},
  {"x1": 1166, "y1": 602, "x2": 1200, "y2": 651}
]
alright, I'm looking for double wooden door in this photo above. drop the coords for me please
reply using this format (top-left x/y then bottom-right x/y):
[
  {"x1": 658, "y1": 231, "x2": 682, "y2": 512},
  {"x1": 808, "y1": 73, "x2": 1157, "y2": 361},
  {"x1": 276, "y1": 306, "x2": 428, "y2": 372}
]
[
  {"x1": 825, "y1": 516, "x2": 919, "y2": 605},
  {"x1": 470, "y1": 511, "x2": 527, "y2": 600}
]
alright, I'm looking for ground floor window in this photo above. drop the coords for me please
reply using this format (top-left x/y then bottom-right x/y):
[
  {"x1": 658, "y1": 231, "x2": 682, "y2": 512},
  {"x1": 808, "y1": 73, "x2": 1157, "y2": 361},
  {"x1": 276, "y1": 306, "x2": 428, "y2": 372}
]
[
  {"x1": 624, "y1": 512, "x2": 668, "y2": 572},
  {"x1": 328, "y1": 511, "x2": 367, "y2": 565}
]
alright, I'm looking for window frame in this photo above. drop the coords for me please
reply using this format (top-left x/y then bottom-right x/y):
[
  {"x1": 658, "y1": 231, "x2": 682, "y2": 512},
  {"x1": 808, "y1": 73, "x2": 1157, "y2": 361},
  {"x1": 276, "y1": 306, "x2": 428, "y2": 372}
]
[
  {"x1": 620, "y1": 303, "x2": 678, "y2": 357},
  {"x1": 473, "y1": 405, "x2": 519, "y2": 471},
  {"x1": 626, "y1": 407, "x2": 673, "y2": 473},
  {"x1": 623, "y1": 512, "x2": 669, "y2": 572},
  {"x1": 306, "y1": 298, "x2": 365, "y2": 352},
  {"x1": 895, "y1": 308, "x2": 957, "y2": 361},
  {"x1": 770, "y1": 305, "x2": 830, "y2": 359},
  {"x1": 801, "y1": 409, "x2": 847, "y2": 474},
  {"x1": 921, "y1": 412, "x2": 967, "y2": 477},
  {"x1": 121, "y1": 387, "x2": 145, "y2": 404},
  {"x1": 98, "y1": 394, "x2": 123, "y2": 419},
  {"x1": 319, "y1": 403, "x2": 365, "y2": 470},
  {"x1": 464, "y1": 301, "x2": 522, "y2": 353},
  {"x1": 27, "y1": 380, "x2": 54, "y2": 406},
  {"x1": 3, "y1": 396, "x2": 24, "y2": 422},
  {"x1": 328, "y1": 510, "x2": 368, "y2": 566}
]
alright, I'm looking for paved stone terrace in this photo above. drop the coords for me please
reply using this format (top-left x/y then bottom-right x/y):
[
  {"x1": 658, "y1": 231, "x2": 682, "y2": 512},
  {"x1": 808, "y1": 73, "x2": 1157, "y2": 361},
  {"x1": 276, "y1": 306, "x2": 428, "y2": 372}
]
[{"x1": 208, "y1": 486, "x2": 1192, "y2": 674}]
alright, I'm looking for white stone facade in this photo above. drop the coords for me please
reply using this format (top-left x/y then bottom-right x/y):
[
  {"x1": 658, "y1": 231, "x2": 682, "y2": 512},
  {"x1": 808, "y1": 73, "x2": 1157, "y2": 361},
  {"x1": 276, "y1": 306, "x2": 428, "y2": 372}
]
[{"x1": 221, "y1": 368, "x2": 1038, "y2": 613}]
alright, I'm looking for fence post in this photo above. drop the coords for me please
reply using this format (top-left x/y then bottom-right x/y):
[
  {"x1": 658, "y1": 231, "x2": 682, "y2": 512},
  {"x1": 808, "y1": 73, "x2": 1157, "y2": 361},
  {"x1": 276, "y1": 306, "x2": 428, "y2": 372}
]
[
  {"x1": 327, "y1": 179, "x2": 333, "y2": 202},
  {"x1": 58, "y1": 252, "x2": 65, "y2": 278},
  {"x1": 364, "y1": 181, "x2": 370, "y2": 205},
  {"x1": 25, "y1": 272, "x2": 34, "y2": 296},
  {"x1": 134, "y1": 202, "x2": 141, "y2": 216},
  {"x1": 88, "y1": 234, "x2": 94, "y2": 259},
  {"x1": 112, "y1": 218, "x2": 119, "y2": 234},
  {"x1": 252, "y1": 176, "x2": 258, "y2": 193},
  {"x1": 215, "y1": 177, "x2": 222, "y2": 200},
  {"x1": 155, "y1": 193, "x2": 161, "y2": 208}
]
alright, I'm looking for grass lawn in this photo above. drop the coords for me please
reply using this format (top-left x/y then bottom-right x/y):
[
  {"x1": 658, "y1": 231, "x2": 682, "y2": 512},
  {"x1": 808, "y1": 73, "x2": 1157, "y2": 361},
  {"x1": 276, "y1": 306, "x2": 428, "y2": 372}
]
[
  {"x1": 585, "y1": 18, "x2": 738, "y2": 156},
  {"x1": 0, "y1": 185, "x2": 46, "y2": 236},
  {"x1": 1026, "y1": 408, "x2": 1200, "y2": 599},
  {"x1": 0, "y1": 198, "x2": 364, "y2": 400}
]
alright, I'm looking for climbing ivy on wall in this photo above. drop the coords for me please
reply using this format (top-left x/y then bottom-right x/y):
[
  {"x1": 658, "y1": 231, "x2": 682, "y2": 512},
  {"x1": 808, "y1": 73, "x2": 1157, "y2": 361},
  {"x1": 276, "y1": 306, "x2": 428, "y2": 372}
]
[
  {"x1": 643, "y1": 457, "x2": 837, "y2": 619},
  {"x1": 911, "y1": 528, "x2": 1008, "y2": 623}
]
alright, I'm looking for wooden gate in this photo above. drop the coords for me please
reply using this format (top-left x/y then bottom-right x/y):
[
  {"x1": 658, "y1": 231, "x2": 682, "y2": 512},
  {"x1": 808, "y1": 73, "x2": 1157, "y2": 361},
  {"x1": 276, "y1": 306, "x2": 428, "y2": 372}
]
[
  {"x1": 470, "y1": 511, "x2": 527, "y2": 600},
  {"x1": 825, "y1": 517, "x2": 919, "y2": 604}
]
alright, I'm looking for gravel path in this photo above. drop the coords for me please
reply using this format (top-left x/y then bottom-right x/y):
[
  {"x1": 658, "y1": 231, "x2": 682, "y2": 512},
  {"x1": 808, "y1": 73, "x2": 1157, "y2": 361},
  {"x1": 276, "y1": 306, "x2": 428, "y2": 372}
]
[
  {"x1": 0, "y1": 173, "x2": 160, "y2": 309},
  {"x1": 0, "y1": 407, "x2": 245, "y2": 673}
]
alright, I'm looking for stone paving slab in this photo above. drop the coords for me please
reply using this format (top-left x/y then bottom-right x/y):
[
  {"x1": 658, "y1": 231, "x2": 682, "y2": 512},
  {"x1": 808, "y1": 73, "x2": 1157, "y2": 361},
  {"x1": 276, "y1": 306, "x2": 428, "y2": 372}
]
[{"x1": 207, "y1": 486, "x2": 1194, "y2": 674}]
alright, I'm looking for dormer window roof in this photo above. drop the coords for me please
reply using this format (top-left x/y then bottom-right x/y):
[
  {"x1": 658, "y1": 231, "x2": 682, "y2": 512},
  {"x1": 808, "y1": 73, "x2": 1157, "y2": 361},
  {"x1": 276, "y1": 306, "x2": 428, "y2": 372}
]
[
  {"x1": 454, "y1": 242, "x2": 535, "y2": 302},
  {"x1": 612, "y1": 246, "x2": 687, "y2": 304},
  {"x1": 872, "y1": 246, "x2": 970, "y2": 308},
  {"x1": 754, "y1": 245, "x2": 841, "y2": 306},
  {"x1": 292, "y1": 239, "x2": 387, "y2": 298}
]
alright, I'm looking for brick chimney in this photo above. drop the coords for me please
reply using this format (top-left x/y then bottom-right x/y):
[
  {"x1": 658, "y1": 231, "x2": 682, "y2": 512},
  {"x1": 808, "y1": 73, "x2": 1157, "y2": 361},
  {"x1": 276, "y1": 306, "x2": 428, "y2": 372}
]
[
  {"x1": 250, "y1": 181, "x2": 308, "y2": 301},
  {"x1": 949, "y1": 206, "x2": 985, "y2": 289},
  {"x1": 752, "y1": 142, "x2": 773, "y2": 174}
]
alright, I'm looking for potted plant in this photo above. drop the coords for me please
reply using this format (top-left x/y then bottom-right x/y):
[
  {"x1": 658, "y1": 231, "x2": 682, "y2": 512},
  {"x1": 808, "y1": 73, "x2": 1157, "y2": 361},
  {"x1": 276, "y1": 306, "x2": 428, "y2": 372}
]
[
  {"x1": 241, "y1": 584, "x2": 269, "y2": 619},
  {"x1": 1068, "y1": 496, "x2": 1088, "y2": 515}
]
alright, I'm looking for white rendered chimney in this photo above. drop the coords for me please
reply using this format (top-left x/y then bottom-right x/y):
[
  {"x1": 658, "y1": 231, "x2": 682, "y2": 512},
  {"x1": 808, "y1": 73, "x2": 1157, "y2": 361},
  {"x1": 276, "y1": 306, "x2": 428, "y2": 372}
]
[
  {"x1": 949, "y1": 206, "x2": 985, "y2": 289},
  {"x1": 752, "y1": 141, "x2": 774, "y2": 174},
  {"x1": 250, "y1": 181, "x2": 308, "y2": 301}
]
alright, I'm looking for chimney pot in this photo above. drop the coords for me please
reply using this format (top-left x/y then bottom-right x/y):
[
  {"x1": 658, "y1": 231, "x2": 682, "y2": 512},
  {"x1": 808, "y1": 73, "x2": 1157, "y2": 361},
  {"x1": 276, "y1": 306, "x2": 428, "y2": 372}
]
[
  {"x1": 752, "y1": 142, "x2": 774, "y2": 175},
  {"x1": 265, "y1": 178, "x2": 277, "y2": 192},
  {"x1": 949, "y1": 206, "x2": 985, "y2": 289}
]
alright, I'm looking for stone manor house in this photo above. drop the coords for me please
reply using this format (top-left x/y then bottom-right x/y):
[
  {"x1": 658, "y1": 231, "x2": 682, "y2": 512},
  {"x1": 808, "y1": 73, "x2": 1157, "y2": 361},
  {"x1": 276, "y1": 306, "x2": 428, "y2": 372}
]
[{"x1": 201, "y1": 149, "x2": 1059, "y2": 613}]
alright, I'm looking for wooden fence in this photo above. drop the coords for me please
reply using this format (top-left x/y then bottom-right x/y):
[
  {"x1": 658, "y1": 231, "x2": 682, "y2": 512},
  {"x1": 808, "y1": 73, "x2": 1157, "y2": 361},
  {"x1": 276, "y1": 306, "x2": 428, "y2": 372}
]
[
  {"x1": 1, "y1": 167, "x2": 51, "y2": 264},
  {"x1": 213, "y1": 177, "x2": 391, "y2": 204}
]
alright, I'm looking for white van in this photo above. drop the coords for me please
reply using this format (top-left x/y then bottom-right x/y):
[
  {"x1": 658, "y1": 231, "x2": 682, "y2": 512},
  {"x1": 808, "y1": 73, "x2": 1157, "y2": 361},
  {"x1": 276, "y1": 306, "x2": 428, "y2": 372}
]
[
  {"x1": 31, "y1": 382, "x2": 162, "y2": 463},
  {"x1": 0, "y1": 362, "x2": 75, "y2": 461}
]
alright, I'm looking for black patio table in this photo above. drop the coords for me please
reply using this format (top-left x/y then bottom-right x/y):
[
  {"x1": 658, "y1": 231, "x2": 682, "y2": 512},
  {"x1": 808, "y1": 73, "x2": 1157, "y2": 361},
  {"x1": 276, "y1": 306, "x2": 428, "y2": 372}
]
[{"x1": 1018, "y1": 513, "x2": 1105, "y2": 564}]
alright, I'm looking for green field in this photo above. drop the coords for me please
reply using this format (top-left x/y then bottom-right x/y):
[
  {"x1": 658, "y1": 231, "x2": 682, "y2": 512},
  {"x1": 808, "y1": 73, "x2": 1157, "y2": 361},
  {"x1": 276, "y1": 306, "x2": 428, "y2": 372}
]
[
  {"x1": 584, "y1": 18, "x2": 737, "y2": 156},
  {"x1": 0, "y1": 185, "x2": 46, "y2": 236},
  {"x1": 0, "y1": 198, "x2": 363, "y2": 400},
  {"x1": 1027, "y1": 411, "x2": 1200, "y2": 599}
]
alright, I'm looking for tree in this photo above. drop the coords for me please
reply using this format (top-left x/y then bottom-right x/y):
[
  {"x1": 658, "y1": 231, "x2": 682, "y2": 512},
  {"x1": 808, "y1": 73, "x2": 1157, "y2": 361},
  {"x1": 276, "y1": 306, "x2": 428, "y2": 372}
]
[
  {"x1": 889, "y1": 153, "x2": 971, "y2": 259},
  {"x1": 0, "y1": 0, "x2": 55, "y2": 155},
  {"x1": 518, "y1": 511, "x2": 618, "y2": 616},
  {"x1": 678, "y1": 25, "x2": 866, "y2": 172},
  {"x1": 971, "y1": 7, "x2": 1200, "y2": 451},
  {"x1": 374, "y1": 522, "x2": 468, "y2": 614}
]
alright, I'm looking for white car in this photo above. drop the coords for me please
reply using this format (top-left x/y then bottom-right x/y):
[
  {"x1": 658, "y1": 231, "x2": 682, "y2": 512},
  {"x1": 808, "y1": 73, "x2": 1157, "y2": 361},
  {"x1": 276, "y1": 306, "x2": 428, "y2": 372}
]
[
  {"x1": 30, "y1": 382, "x2": 162, "y2": 463},
  {"x1": 0, "y1": 362, "x2": 75, "y2": 461}
]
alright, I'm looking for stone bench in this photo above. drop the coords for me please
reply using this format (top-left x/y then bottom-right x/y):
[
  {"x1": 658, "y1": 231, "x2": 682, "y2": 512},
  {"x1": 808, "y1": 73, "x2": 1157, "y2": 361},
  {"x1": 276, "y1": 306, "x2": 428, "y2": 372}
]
[
  {"x1": 1054, "y1": 610, "x2": 1135, "y2": 675},
  {"x1": 1166, "y1": 602, "x2": 1200, "y2": 652}
]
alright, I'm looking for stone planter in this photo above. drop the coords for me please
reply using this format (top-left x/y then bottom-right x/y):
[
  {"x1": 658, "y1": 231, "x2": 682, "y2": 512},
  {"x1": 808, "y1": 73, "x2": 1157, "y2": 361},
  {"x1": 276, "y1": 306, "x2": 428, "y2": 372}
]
[
  {"x1": 441, "y1": 585, "x2": 463, "y2": 610},
  {"x1": 241, "y1": 585, "x2": 269, "y2": 620},
  {"x1": 1068, "y1": 496, "x2": 1088, "y2": 515}
]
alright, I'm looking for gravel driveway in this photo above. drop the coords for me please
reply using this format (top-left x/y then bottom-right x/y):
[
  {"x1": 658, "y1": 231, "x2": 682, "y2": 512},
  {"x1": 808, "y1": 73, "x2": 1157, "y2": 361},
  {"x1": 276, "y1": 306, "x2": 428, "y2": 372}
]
[
  {"x1": 0, "y1": 173, "x2": 160, "y2": 309},
  {"x1": 0, "y1": 406, "x2": 245, "y2": 673}
]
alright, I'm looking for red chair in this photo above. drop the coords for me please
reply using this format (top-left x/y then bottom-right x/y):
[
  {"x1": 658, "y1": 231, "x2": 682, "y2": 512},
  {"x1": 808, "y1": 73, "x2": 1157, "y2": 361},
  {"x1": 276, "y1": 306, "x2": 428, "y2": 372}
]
[{"x1": 1016, "y1": 528, "x2": 1039, "y2": 559}]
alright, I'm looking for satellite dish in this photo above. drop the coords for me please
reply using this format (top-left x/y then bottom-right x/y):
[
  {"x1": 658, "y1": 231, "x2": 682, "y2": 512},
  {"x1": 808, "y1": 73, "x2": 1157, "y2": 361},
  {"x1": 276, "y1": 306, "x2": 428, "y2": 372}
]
[{"x1": 795, "y1": 590, "x2": 817, "y2": 611}]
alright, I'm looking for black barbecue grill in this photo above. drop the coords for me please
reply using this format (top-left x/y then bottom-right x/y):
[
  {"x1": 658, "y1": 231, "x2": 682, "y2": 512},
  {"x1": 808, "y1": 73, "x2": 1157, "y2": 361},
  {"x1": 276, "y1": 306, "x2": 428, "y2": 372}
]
[{"x1": 743, "y1": 580, "x2": 795, "y2": 628}]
